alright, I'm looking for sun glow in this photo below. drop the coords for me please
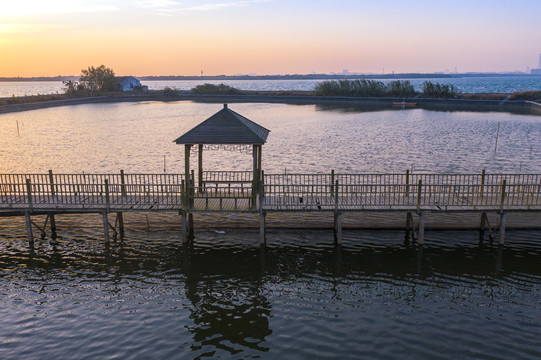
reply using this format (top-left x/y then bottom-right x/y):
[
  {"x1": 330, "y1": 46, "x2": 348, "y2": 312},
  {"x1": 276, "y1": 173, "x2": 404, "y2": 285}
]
[
  {"x1": 0, "y1": 0, "x2": 116, "y2": 17},
  {"x1": 0, "y1": 0, "x2": 540, "y2": 77}
]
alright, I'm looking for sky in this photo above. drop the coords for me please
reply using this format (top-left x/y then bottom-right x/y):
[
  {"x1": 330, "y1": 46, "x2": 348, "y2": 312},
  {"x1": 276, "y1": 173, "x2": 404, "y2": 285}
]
[{"x1": 1, "y1": 0, "x2": 541, "y2": 77}]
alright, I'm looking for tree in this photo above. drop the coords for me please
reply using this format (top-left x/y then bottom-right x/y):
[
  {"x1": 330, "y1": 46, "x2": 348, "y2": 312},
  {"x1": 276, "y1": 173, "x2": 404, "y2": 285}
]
[{"x1": 79, "y1": 65, "x2": 115, "y2": 94}]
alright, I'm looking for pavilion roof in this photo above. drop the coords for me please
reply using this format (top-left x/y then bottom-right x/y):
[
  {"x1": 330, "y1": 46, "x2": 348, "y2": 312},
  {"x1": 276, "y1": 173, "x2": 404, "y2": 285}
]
[{"x1": 173, "y1": 104, "x2": 270, "y2": 145}]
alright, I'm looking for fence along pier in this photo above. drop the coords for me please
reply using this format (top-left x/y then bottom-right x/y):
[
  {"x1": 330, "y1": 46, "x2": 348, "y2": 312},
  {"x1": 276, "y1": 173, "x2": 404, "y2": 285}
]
[
  {"x1": 2, "y1": 104, "x2": 540, "y2": 249},
  {"x1": 1, "y1": 170, "x2": 540, "y2": 249}
]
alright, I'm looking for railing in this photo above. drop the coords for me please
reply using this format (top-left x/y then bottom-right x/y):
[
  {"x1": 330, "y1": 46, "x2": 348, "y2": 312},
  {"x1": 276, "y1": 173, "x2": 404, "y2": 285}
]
[
  {"x1": 1, "y1": 170, "x2": 540, "y2": 213},
  {"x1": 262, "y1": 176, "x2": 541, "y2": 211},
  {"x1": 0, "y1": 172, "x2": 186, "y2": 211},
  {"x1": 202, "y1": 171, "x2": 253, "y2": 184}
]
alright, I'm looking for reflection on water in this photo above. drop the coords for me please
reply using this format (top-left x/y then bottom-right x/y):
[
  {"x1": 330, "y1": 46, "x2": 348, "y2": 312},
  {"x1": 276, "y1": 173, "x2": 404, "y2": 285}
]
[
  {"x1": 183, "y1": 246, "x2": 272, "y2": 357},
  {"x1": 1, "y1": 223, "x2": 541, "y2": 359}
]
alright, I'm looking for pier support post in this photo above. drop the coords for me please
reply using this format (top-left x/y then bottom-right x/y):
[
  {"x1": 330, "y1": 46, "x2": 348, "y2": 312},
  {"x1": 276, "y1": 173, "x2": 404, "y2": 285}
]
[
  {"x1": 102, "y1": 212, "x2": 110, "y2": 246},
  {"x1": 479, "y1": 212, "x2": 492, "y2": 243},
  {"x1": 417, "y1": 213, "x2": 425, "y2": 246},
  {"x1": 499, "y1": 213, "x2": 506, "y2": 246},
  {"x1": 405, "y1": 212, "x2": 415, "y2": 243},
  {"x1": 334, "y1": 212, "x2": 343, "y2": 244},
  {"x1": 49, "y1": 213, "x2": 57, "y2": 239},
  {"x1": 260, "y1": 211, "x2": 266, "y2": 245},
  {"x1": 188, "y1": 213, "x2": 194, "y2": 241},
  {"x1": 116, "y1": 212, "x2": 125, "y2": 238},
  {"x1": 181, "y1": 212, "x2": 188, "y2": 244},
  {"x1": 25, "y1": 211, "x2": 34, "y2": 249}
]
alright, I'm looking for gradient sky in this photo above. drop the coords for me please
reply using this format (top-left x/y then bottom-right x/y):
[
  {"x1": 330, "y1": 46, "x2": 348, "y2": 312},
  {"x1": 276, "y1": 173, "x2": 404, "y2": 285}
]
[{"x1": 1, "y1": 0, "x2": 541, "y2": 77}]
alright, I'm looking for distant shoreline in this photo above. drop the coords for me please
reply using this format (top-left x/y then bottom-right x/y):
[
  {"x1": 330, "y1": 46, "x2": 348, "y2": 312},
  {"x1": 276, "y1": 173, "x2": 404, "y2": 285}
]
[
  {"x1": 1, "y1": 72, "x2": 540, "y2": 82},
  {"x1": 1, "y1": 93, "x2": 540, "y2": 116}
]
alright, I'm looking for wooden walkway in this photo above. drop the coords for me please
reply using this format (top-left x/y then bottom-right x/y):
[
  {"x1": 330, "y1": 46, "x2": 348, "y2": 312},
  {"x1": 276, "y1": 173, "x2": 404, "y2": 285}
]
[
  {"x1": 2, "y1": 171, "x2": 541, "y2": 213},
  {"x1": 1, "y1": 171, "x2": 540, "y2": 247}
]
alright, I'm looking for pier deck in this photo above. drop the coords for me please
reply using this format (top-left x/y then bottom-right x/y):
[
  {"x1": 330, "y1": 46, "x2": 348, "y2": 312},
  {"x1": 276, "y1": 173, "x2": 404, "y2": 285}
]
[
  {"x1": 1, "y1": 171, "x2": 540, "y2": 247},
  {"x1": 2, "y1": 172, "x2": 540, "y2": 213}
]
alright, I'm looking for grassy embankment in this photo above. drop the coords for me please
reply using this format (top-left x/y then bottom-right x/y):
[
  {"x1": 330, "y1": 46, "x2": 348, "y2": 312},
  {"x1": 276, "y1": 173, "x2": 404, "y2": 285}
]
[
  {"x1": 1, "y1": 82, "x2": 541, "y2": 106},
  {"x1": 172, "y1": 81, "x2": 541, "y2": 102}
]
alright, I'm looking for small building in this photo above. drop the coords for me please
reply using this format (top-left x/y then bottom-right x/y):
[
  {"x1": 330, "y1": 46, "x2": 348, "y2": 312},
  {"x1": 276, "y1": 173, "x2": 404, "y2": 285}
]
[{"x1": 114, "y1": 76, "x2": 145, "y2": 92}]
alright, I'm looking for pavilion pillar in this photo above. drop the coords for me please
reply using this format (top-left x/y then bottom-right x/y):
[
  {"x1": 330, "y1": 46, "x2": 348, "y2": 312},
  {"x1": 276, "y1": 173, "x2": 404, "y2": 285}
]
[
  {"x1": 184, "y1": 145, "x2": 191, "y2": 208},
  {"x1": 257, "y1": 145, "x2": 262, "y2": 178},
  {"x1": 198, "y1": 144, "x2": 203, "y2": 191},
  {"x1": 252, "y1": 145, "x2": 258, "y2": 210}
]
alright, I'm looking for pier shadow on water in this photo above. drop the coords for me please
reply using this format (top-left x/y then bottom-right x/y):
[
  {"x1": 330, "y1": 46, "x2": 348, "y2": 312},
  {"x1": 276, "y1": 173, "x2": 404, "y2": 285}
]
[{"x1": 1, "y1": 222, "x2": 541, "y2": 359}]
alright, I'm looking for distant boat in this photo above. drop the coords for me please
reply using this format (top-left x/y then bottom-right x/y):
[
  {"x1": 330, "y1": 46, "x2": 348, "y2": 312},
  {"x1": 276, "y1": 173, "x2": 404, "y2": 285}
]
[{"x1": 392, "y1": 101, "x2": 417, "y2": 107}]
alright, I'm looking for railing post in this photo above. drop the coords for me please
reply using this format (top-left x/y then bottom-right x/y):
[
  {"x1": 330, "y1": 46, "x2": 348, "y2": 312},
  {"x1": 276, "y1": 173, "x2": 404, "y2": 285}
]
[
  {"x1": 48, "y1": 169, "x2": 56, "y2": 198},
  {"x1": 120, "y1": 169, "x2": 127, "y2": 197},
  {"x1": 334, "y1": 180, "x2": 339, "y2": 210},
  {"x1": 499, "y1": 179, "x2": 506, "y2": 213},
  {"x1": 480, "y1": 169, "x2": 486, "y2": 197},
  {"x1": 405, "y1": 169, "x2": 410, "y2": 197},
  {"x1": 330, "y1": 170, "x2": 335, "y2": 198},
  {"x1": 416, "y1": 180, "x2": 422, "y2": 214},
  {"x1": 105, "y1": 179, "x2": 110, "y2": 212},
  {"x1": 26, "y1": 179, "x2": 33, "y2": 212}
]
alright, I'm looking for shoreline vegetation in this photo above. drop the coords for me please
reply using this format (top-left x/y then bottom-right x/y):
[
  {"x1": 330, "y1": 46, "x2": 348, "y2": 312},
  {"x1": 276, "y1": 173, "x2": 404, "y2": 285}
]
[{"x1": 1, "y1": 81, "x2": 540, "y2": 115}]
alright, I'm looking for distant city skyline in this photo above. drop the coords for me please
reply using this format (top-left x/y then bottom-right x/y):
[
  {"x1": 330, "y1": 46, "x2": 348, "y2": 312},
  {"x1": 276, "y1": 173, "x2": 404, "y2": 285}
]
[{"x1": 1, "y1": 0, "x2": 541, "y2": 77}]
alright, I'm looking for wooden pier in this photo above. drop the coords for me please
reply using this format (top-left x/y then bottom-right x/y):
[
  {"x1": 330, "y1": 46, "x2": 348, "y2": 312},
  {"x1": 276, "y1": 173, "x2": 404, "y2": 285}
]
[
  {"x1": 2, "y1": 105, "x2": 540, "y2": 249},
  {"x1": 1, "y1": 170, "x2": 540, "y2": 248}
]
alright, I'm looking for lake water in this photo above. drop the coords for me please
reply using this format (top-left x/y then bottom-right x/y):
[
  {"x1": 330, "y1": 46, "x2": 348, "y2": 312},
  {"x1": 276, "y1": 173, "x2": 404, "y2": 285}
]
[
  {"x1": 1, "y1": 102, "x2": 541, "y2": 359},
  {"x1": 2, "y1": 75, "x2": 541, "y2": 97}
]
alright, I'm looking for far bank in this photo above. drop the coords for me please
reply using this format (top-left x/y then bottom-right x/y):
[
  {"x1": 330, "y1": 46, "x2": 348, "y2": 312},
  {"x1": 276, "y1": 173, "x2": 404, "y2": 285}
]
[{"x1": 1, "y1": 92, "x2": 540, "y2": 116}]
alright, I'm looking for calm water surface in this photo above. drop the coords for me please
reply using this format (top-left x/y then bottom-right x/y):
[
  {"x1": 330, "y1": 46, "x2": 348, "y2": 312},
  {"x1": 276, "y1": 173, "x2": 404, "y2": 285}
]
[
  {"x1": 2, "y1": 75, "x2": 541, "y2": 97},
  {"x1": 1, "y1": 102, "x2": 541, "y2": 359},
  {"x1": 1, "y1": 102, "x2": 541, "y2": 173}
]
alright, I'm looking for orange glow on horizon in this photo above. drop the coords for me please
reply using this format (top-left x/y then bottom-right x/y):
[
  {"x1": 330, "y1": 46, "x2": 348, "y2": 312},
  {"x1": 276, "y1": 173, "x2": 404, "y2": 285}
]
[{"x1": 1, "y1": 0, "x2": 540, "y2": 77}]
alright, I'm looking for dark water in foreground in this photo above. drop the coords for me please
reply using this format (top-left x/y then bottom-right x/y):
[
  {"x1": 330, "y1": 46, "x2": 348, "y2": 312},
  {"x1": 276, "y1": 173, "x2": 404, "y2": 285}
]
[{"x1": 1, "y1": 216, "x2": 541, "y2": 359}]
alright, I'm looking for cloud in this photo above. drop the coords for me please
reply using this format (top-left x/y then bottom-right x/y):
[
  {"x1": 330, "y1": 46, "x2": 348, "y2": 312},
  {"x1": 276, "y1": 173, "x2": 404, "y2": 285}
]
[{"x1": 135, "y1": 0, "x2": 272, "y2": 15}]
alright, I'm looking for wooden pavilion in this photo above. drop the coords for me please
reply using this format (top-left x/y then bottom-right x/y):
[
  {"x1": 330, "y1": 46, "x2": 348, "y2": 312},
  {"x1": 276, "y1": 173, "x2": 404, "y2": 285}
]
[{"x1": 173, "y1": 104, "x2": 270, "y2": 240}]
